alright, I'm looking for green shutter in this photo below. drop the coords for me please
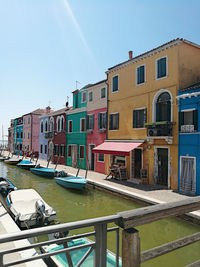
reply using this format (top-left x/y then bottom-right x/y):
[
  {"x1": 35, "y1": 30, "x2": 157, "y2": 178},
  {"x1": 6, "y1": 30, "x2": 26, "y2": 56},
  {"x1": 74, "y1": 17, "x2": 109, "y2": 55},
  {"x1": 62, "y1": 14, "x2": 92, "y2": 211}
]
[
  {"x1": 156, "y1": 103, "x2": 161, "y2": 121},
  {"x1": 98, "y1": 113, "x2": 101, "y2": 129},
  {"x1": 133, "y1": 110, "x2": 136, "y2": 128},
  {"x1": 193, "y1": 110, "x2": 198, "y2": 131},
  {"x1": 116, "y1": 113, "x2": 119, "y2": 129},
  {"x1": 92, "y1": 114, "x2": 94, "y2": 129},
  {"x1": 109, "y1": 114, "x2": 113, "y2": 130},
  {"x1": 179, "y1": 112, "x2": 184, "y2": 131},
  {"x1": 86, "y1": 115, "x2": 89, "y2": 130},
  {"x1": 113, "y1": 76, "x2": 118, "y2": 92}
]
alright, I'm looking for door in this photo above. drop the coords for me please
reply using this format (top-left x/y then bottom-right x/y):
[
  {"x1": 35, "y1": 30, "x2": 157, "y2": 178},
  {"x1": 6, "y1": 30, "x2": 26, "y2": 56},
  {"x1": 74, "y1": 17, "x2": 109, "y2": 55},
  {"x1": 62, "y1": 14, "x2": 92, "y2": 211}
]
[
  {"x1": 180, "y1": 157, "x2": 196, "y2": 195},
  {"x1": 48, "y1": 141, "x2": 53, "y2": 160},
  {"x1": 157, "y1": 148, "x2": 168, "y2": 186},
  {"x1": 134, "y1": 149, "x2": 142, "y2": 178},
  {"x1": 89, "y1": 145, "x2": 95, "y2": 171},
  {"x1": 72, "y1": 145, "x2": 78, "y2": 168}
]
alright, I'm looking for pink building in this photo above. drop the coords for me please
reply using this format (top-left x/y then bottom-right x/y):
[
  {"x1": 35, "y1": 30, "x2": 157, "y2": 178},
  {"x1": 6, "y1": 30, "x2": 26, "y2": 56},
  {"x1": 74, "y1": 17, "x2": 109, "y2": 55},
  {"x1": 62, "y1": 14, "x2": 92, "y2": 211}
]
[
  {"x1": 23, "y1": 107, "x2": 51, "y2": 156},
  {"x1": 86, "y1": 80, "x2": 107, "y2": 174}
]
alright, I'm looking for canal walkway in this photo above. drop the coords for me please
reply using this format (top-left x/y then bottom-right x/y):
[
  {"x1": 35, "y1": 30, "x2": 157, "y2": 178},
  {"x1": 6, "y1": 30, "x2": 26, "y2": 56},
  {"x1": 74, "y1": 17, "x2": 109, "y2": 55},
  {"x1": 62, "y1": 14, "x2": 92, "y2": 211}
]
[{"x1": 33, "y1": 156, "x2": 200, "y2": 221}]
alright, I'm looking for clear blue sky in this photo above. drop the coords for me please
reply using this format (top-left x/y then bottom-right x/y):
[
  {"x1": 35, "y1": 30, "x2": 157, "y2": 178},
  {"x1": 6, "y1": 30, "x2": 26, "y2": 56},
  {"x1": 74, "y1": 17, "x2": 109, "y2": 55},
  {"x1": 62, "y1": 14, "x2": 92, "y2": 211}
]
[{"x1": 1, "y1": 0, "x2": 200, "y2": 140}]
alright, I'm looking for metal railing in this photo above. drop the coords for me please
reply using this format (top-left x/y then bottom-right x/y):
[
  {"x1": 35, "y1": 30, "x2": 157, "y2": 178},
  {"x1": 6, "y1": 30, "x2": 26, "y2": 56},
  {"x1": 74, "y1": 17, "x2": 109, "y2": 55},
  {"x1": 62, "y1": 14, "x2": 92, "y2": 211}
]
[{"x1": 0, "y1": 197, "x2": 200, "y2": 266}]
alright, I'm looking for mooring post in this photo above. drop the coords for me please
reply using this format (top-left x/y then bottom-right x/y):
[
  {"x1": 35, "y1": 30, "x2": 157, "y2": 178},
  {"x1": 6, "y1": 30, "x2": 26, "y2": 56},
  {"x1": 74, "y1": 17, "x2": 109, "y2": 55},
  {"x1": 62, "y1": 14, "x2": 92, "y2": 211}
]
[{"x1": 122, "y1": 228, "x2": 140, "y2": 267}]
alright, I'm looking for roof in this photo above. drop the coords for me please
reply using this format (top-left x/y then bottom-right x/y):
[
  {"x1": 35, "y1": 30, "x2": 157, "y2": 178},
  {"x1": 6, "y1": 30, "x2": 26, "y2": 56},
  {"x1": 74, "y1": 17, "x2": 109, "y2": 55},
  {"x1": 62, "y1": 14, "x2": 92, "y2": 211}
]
[
  {"x1": 106, "y1": 38, "x2": 200, "y2": 74},
  {"x1": 179, "y1": 81, "x2": 200, "y2": 93},
  {"x1": 86, "y1": 79, "x2": 107, "y2": 89}
]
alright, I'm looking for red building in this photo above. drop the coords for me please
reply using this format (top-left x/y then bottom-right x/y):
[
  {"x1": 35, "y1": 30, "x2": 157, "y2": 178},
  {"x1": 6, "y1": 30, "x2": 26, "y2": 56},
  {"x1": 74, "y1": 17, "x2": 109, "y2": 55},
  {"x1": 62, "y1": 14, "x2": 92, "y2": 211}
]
[{"x1": 86, "y1": 80, "x2": 107, "y2": 174}]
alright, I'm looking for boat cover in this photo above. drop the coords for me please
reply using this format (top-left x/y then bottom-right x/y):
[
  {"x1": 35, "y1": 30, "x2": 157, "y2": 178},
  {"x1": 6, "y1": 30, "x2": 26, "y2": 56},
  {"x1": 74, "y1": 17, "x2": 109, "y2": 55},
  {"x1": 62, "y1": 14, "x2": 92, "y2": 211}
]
[{"x1": 9, "y1": 189, "x2": 54, "y2": 222}]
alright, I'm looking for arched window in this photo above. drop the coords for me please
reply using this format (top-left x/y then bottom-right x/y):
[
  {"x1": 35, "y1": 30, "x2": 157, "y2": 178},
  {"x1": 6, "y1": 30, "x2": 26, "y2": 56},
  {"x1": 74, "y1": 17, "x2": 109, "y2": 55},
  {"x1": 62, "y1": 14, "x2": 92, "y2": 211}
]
[
  {"x1": 61, "y1": 116, "x2": 64, "y2": 131},
  {"x1": 57, "y1": 117, "x2": 61, "y2": 132},
  {"x1": 156, "y1": 92, "x2": 171, "y2": 122},
  {"x1": 45, "y1": 120, "x2": 48, "y2": 132},
  {"x1": 41, "y1": 121, "x2": 44, "y2": 133},
  {"x1": 49, "y1": 117, "x2": 54, "y2": 132}
]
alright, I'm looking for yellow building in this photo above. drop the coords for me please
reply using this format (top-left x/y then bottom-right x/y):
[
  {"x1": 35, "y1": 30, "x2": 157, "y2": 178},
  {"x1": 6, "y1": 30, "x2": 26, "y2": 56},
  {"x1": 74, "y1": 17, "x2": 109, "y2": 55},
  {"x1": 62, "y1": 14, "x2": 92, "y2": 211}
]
[{"x1": 96, "y1": 39, "x2": 200, "y2": 190}]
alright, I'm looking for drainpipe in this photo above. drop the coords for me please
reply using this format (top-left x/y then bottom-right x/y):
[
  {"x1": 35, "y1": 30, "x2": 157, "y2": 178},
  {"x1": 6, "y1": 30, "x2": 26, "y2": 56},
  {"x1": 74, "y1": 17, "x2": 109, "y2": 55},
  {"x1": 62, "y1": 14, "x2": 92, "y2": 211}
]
[{"x1": 31, "y1": 114, "x2": 32, "y2": 151}]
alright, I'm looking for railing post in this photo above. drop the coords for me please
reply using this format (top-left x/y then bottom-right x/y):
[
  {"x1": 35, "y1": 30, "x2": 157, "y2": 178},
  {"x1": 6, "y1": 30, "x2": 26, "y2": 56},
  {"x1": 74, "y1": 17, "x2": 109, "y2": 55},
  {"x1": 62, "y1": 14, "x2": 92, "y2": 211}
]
[
  {"x1": 122, "y1": 228, "x2": 140, "y2": 267},
  {"x1": 94, "y1": 223, "x2": 107, "y2": 267}
]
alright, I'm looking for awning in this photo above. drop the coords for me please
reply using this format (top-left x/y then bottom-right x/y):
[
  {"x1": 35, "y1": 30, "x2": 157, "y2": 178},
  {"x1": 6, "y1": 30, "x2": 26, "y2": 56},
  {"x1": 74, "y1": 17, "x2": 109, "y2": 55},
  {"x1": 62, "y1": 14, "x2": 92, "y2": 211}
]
[{"x1": 93, "y1": 142, "x2": 142, "y2": 156}]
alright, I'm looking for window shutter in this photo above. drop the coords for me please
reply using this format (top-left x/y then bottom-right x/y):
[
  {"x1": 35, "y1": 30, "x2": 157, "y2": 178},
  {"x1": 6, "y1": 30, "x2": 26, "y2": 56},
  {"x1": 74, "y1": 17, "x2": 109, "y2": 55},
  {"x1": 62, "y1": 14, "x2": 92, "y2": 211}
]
[
  {"x1": 98, "y1": 113, "x2": 101, "y2": 129},
  {"x1": 179, "y1": 112, "x2": 184, "y2": 131},
  {"x1": 105, "y1": 112, "x2": 107, "y2": 129},
  {"x1": 86, "y1": 115, "x2": 89, "y2": 130},
  {"x1": 144, "y1": 108, "x2": 147, "y2": 125},
  {"x1": 193, "y1": 110, "x2": 198, "y2": 131},
  {"x1": 156, "y1": 103, "x2": 161, "y2": 122},
  {"x1": 109, "y1": 115, "x2": 113, "y2": 130},
  {"x1": 92, "y1": 114, "x2": 94, "y2": 129},
  {"x1": 133, "y1": 110, "x2": 136, "y2": 128},
  {"x1": 116, "y1": 113, "x2": 119, "y2": 129}
]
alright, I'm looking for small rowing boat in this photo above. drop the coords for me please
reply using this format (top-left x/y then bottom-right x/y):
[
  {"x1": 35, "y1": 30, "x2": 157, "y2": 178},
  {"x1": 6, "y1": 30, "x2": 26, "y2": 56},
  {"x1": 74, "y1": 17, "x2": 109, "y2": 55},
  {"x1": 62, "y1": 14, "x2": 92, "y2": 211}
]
[
  {"x1": 54, "y1": 176, "x2": 87, "y2": 190},
  {"x1": 30, "y1": 167, "x2": 57, "y2": 178},
  {"x1": 17, "y1": 160, "x2": 36, "y2": 170}
]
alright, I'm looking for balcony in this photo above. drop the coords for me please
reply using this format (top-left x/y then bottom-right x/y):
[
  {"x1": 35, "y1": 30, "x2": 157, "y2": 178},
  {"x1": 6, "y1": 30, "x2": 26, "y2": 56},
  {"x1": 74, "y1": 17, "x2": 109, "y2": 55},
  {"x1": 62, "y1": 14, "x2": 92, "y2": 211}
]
[{"x1": 45, "y1": 131, "x2": 54, "y2": 139}]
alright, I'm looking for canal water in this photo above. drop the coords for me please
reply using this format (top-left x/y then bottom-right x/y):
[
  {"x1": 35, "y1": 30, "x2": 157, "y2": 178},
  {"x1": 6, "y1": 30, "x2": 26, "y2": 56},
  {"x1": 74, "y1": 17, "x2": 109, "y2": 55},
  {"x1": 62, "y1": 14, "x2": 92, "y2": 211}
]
[{"x1": 0, "y1": 162, "x2": 200, "y2": 267}]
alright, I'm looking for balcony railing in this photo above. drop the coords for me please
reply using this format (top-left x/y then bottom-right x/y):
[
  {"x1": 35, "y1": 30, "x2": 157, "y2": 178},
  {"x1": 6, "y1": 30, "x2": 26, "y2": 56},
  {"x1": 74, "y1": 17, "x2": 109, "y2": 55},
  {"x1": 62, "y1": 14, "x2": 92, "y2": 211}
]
[
  {"x1": 145, "y1": 121, "x2": 174, "y2": 137},
  {"x1": 45, "y1": 132, "x2": 54, "y2": 139},
  {"x1": 0, "y1": 197, "x2": 200, "y2": 266}
]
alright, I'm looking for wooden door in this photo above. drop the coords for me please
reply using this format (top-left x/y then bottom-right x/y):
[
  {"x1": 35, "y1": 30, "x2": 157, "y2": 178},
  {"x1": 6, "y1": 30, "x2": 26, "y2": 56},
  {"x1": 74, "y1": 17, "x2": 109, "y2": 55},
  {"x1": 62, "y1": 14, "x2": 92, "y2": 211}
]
[
  {"x1": 157, "y1": 148, "x2": 168, "y2": 186},
  {"x1": 72, "y1": 145, "x2": 78, "y2": 168}
]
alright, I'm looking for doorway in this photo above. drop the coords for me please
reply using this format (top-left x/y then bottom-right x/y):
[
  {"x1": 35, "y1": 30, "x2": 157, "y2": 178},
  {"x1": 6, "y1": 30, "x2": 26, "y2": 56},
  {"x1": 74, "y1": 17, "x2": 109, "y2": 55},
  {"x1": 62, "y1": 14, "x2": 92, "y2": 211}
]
[
  {"x1": 157, "y1": 148, "x2": 168, "y2": 186},
  {"x1": 72, "y1": 145, "x2": 78, "y2": 168},
  {"x1": 89, "y1": 144, "x2": 95, "y2": 171},
  {"x1": 134, "y1": 149, "x2": 142, "y2": 178}
]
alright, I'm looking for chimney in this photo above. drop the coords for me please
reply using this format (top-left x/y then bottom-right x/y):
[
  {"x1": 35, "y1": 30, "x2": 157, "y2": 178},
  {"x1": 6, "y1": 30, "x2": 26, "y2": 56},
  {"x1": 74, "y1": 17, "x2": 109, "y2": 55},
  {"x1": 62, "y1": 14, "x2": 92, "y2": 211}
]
[
  {"x1": 46, "y1": 106, "x2": 51, "y2": 114},
  {"x1": 128, "y1": 50, "x2": 133, "y2": 60}
]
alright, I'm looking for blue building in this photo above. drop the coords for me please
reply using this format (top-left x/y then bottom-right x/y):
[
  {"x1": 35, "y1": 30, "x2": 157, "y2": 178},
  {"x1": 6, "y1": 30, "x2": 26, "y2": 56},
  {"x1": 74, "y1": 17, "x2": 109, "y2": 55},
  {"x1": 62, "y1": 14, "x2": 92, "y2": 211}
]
[
  {"x1": 16, "y1": 117, "x2": 23, "y2": 155},
  {"x1": 178, "y1": 81, "x2": 200, "y2": 196}
]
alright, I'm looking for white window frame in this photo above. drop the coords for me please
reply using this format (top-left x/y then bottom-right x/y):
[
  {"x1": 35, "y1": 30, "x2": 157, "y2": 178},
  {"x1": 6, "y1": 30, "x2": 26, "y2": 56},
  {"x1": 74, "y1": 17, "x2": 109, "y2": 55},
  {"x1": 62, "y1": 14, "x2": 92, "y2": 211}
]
[
  {"x1": 155, "y1": 56, "x2": 168, "y2": 80},
  {"x1": 81, "y1": 91, "x2": 87, "y2": 103},
  {"x1": 40, "y1": 120, "x2": 44, "y2": 133},
  {"x1": 136, "y1": 64, "x2": 146, "y2": 86},
  {"x1": 80, "y1": 145, "x2": 85, "y2": 159},
  {"x1": 60, "y1": 115, "x2": 65, "y2": 131},
  {"x1": 109, "y1": 112, "x2": 119, "y2": 131},
  {"x1": 80, "y1": 118, "x2": 86, "y2": 132},
  {"x1": 56, "y1": 116, "x2": 61, "y2": 132},
  {"x1": 68, "y1": 120, "x2": 73, "y2": 133},
  {"x1": 99, "y1": 112, "x2": 107, "y2": 130},
  {"x1": 111, "y1": 74, "x2": 119, "y2": 93},
  {"x1": 101, "y1": 87, "x2": 106, "y2": 99},
  {"x1": 97, "y1": 153, "x2": 105, "y2": 163},
  {"x1": 88, "y1": 91, "x2": 93, "y2": 102},
  {"x1": 133, "y1": 107, "x2": 146, "y2": 129}
]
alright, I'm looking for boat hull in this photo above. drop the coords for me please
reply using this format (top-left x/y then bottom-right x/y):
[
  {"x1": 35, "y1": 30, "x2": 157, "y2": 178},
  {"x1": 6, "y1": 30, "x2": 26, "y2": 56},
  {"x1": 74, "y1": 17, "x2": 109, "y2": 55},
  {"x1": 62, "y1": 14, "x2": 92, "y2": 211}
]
[
  {"x1": 31, "y1": 168, "x2": 57, "y2": 178},
  {"x1": 4, "y1": 159, "x2": 22, "y2": 165},
  {"x1": 17, "y1": 160, "x2": 36, "y2": 170},
  {"x1": 54, "y1": 176, "x2": 87, "y2": 190}
]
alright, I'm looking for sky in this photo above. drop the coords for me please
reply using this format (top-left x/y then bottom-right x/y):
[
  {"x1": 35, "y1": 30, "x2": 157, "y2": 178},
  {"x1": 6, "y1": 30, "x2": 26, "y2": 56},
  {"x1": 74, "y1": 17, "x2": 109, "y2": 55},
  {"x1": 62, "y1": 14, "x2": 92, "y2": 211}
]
[{"x1": 1, "y1": 0, "x2": 200, "y2": 140}]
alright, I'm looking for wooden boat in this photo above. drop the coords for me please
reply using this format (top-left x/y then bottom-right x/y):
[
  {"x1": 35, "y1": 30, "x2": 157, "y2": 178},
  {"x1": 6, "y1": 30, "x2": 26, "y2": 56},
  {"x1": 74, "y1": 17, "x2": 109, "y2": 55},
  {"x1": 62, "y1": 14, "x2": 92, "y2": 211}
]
[
  {"x1": 54, "y1": 176, "x2": 87, "y2": 190},
  {"x1": 30, "y1": 167, "x2": 57, "y2": 178},
  {"x1": 42, "y1": 237, "x2": 122, "y2": 267},
  {"x1": 17, "y1": 160, "x2": 36, "y2": 170},
  {"x1": 4, "y1": 157, "x2": 22, "y2": 165},
  {"x1": 0, "y1": 177, "x2": 17, "y2": 197},
  {"x1": 6, "y1": 189, "x2": 56, "y2": 229}
]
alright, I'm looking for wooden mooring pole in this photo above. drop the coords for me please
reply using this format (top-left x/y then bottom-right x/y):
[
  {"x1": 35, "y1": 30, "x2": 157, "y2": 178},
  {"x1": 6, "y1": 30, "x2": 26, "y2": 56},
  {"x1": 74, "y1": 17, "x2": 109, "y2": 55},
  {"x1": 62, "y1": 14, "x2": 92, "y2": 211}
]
[{"x1": 122, "y1": 228, "x2": 140, "y2": 267}]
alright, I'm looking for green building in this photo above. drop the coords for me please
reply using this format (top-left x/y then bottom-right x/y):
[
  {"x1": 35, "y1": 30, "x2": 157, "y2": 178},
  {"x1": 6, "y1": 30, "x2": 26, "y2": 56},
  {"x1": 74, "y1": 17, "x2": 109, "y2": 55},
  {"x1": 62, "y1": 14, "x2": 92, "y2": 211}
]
[{"x1": 66, "y1": 86, "x2": 88, "y2": 169}]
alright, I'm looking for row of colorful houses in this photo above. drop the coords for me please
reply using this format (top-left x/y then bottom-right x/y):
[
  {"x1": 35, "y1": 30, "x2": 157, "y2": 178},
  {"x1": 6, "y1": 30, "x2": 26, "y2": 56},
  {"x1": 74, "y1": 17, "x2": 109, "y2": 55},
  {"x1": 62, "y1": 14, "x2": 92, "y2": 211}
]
[{"x1": 8, "y1": 38, "x2": 200, "y2": 195}]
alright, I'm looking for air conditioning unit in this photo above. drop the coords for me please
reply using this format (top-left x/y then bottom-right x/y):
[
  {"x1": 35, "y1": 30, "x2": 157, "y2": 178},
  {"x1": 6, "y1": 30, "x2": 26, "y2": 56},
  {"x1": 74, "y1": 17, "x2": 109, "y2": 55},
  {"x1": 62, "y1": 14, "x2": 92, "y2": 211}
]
[
  {"x1": 148, "y1": 128, "x2": 158, "y2": 136},
  {"x1": 181, "y1": 125, "x2": 194, "y2": 133}
]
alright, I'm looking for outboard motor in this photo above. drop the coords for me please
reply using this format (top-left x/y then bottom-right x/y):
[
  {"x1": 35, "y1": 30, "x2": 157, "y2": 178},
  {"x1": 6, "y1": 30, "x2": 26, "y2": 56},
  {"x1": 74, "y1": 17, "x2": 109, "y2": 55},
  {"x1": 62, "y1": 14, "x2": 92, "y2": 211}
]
[{"x1": 35, "y1": 199, "x2": 48, "y2": 225}]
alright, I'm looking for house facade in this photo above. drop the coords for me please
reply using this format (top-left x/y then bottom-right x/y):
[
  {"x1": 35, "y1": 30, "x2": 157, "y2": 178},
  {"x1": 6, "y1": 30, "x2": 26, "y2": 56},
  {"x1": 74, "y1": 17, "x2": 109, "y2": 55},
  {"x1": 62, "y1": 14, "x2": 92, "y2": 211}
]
[
  {"x1": 66, "y1": 87, "x2": 88, "y2": 170},
  {"x1": 86, "y1": 80, "x2": 107, "y2": 173},
  {"x1": 8, "y1": 120, "x2": 15, "y2": 153},
  {"x1": 39, "y1": 115, "x2": 49, "y2": 160},
  {"x1": 177, "y1": 82, "x2": 200, "y2": 196},
  {"x1": 97, "y1": 38, "x2": 200, "y2": 190}
]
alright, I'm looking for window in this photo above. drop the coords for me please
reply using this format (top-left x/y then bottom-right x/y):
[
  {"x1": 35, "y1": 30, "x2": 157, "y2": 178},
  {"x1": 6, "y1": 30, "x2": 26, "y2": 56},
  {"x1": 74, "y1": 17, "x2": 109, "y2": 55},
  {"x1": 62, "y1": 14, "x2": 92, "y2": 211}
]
[
  {"x1": 41, "y1": 121, "x2": 44, "y2": 133},
  {"x1": 179, "y1": 109, "x2": 198, "y2": 132},
  {"x1": 45, "y1": 145, "x2": 47, "y2": 154},
  {"x1": 88, "y1": 92, "x2": 93, "y2": 102},
  {"x1": 24, "y1": 119, "x2": 26, "y2": 125},
  {"x1": 180, "y1": 157, "x2": 196, "y2": 195},
  {"x1": 109, "y1": 113, "x2": 119, "y2": 130},
  {"x1": 156, "y1": 92, "x2": 171, "y2": 122},
  {"x1": 28, "y1": 118, "x2": 30, "y2": 124},
  {"x1": 101, "y1": 87, "x2": 106, "y2": 99},
  {"x1": 45, "y1": 120, "x2": 48, "y2": 132},
  {"x1": 57, "y1": 117, "x2": 61, "y2": 132},
  {"x1": 61, "y1": 116, "x2": 64, "y2": 131},
  {"x1": 68, "y1": 145, "x2": 72, "y2": 157},
  {"x1": 17, "y1": 132, "x2": 19, "y2": 138},
  {"x1": 80, "y1": 146, "x2": 85, "y2": 159},
  {"x1": 87, "y1": 114, "x2": 94, "y2": 130},
  {"x1": 21, "y1": 132, "x2": 23, "y2": 139},
  {"x1": 133, "y1": 108, "x2": 147, "y2": 128},
  {"x1": 54, "y1": 144, "x2": 59, "y2": 155},
  {"x1": 68, "y1": 120, "x2": 73, "y2": 133},
  {"x1": 28, "y1": 132, "x2": 30, "y2": 139},
  {"x1": 98, "y1": 153, "x2": 104, "y2": 162},
  {"x1": 40, "y1": 144, "x2": 43, "y2": 154},
  {"x1": 80, "y1": 118, "x2": 86, "y2": 132},
  {"x1": 60, "y1": 145, "x2": 65, "y2": 157},
  {"x1": 112, "y1": 75, "x2": 119, "y2": 92},
  {"x1": 136, "y1": 65, "x2": 145, "y2": 85},
  {"x1": 82, "y1": 91, "x2": 86, "y2": 103},
  {"x1": 49, "y1": 117, "x2": 54, "y2": 132},
  {"x1": 98, "y1": 112, "x2": 107, "y2": 129},
  {"x1": 156, "y1": 56, "x2": 167, "y2": 79}
]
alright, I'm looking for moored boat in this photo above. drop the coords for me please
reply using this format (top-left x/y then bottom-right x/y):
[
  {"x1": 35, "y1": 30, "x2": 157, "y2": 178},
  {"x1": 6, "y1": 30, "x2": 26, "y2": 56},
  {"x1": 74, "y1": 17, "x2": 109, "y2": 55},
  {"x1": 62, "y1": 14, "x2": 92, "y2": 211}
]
[
  {"x1": 42, "y1": 237, "x2": 122, "y2": 267},
  {"x1": 17, "y1": 160, "x2": 36, "y2": 170},
  {"x1": 54, "y1": 176, "x2": 87, "y2": 190},
  {"x1": 0, "y1": 177, "x2": 17, "y2": 197},
  {"x1": 4, "y1": 158, "x2": 22, "y2": 165},
  {"x1": 30, "y1": 167, "x2": 57, "y2": 178},
  {"x1": 6, "y1": 189, "x2": 56, "y2": 229}
]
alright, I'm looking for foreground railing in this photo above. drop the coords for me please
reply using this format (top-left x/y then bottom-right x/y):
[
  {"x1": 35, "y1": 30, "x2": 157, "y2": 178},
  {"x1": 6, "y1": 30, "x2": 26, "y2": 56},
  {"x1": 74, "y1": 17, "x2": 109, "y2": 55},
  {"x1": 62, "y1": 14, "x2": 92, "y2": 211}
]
[{"x1": 0, "y1": 197, "x2": 200, "y2": 266}]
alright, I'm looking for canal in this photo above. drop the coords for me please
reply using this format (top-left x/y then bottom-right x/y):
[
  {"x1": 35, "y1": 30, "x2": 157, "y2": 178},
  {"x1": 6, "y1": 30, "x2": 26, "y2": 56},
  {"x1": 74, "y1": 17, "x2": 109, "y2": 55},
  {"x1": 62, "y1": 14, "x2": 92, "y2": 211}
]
[{"x1": 0, "y1": 161, "x2": 200, "y2": 267}]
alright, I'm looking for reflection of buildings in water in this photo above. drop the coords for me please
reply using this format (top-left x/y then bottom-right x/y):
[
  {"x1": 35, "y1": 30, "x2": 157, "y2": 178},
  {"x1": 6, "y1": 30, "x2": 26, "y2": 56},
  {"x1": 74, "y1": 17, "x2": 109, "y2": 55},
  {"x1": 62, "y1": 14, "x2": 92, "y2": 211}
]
[{"x1": 0, "y1": 162, "x2": 8, "y2": 178}]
